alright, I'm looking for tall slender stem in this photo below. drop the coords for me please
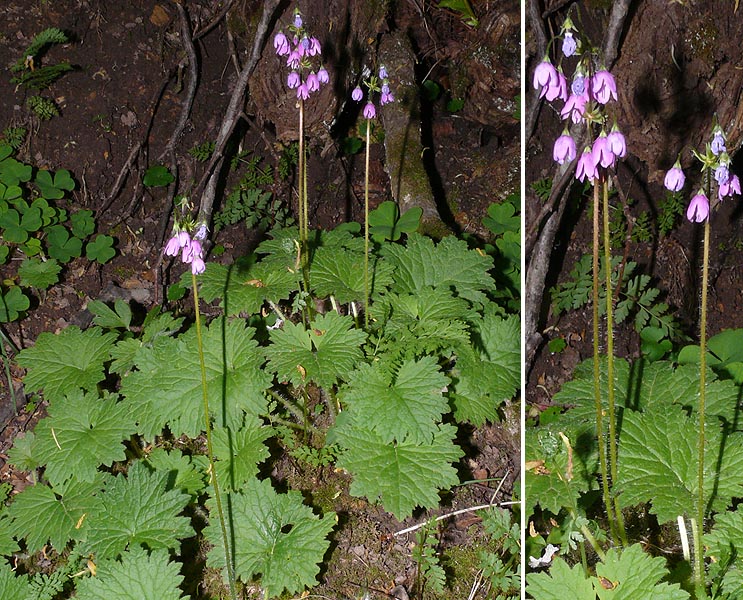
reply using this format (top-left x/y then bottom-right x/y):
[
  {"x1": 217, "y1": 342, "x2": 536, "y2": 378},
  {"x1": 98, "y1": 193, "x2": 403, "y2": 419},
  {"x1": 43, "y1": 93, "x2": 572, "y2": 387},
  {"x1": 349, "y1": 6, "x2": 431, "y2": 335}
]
[
  {"x1": 695, "y1": 214, "x2": 710, "y2": 597},
  {"x1": 363, "y1": 121, "x2": 371, "y2": 329},
  {"x1": 192, "y1": 273, "x2": 237, "y2": 600},
  {"x1": 298, "y1": 99, "x2": 306, "y2": 247},
  {"x1": 592, "y1": 182, "x2": 614, "y2": 544}
]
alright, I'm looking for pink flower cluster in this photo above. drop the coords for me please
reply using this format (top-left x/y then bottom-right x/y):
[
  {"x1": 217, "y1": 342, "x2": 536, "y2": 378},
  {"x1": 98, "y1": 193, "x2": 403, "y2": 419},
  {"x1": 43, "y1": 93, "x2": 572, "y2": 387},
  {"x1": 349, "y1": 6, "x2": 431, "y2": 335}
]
[
  {"x1": 352, "y1": 65, "x2": 395, "y2": 120},
  {"x1": 164, "y1": 229, "x2": 205, "y2": 275},
  {"x1": 533, "y1": 21, "x2": 627, "y2": 183},
  {"x1": 663, "y1": 127, "x2": 741, "y2": 224},
  {"x1": 274, "y1": 9, "x2": 329, "y2": 100}
]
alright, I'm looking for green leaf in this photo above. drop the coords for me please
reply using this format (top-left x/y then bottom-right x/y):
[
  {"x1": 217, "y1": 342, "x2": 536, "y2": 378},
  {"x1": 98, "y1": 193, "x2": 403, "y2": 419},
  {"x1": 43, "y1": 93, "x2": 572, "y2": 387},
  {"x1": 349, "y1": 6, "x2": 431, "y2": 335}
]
[
  {"x1": 32, "y1": 390, "x2": 137, "y2": 487},
  {"x1": 45, "y1": 224, "x2": 82, "y2": 262},
  {"x1": 340, "y1": 356, "x2": 449, "y2": 444},
  {"x1": 0, "y1": 245, "x2": 9, "y2": 264},
  {"x1": 266, "y1": 311, "x2": 367, "y2": 389},
  {"x1": 144, "y1": 448, "x2": 207, "y2": 498},
  {"x1": 212, "y1": 419, "x2": 273, "y2": 492},
  {"x1": 87, "y1": 299, "x2": 132, "y2": 329},
  {"x1": 0, "y1": 562, "x2": 32, "y2": 600},
  {"x1": 0, "y1": 285, "x2": 30, "y2": 322},
  {"x1": 381, "y1": 233, "x2": 496, "y2": 305},
  {"x1": 17, "y1": 326, "x2": 116, "y2": 400},
  {"x1": 0, "y1": 515, "x2": 20, "y2": 556},
  {"x1": 18, "y1": 257, "x2": 61, "y2": 289},
  {"x1": 311, "y1": 247, "x2": 394, "y2": 303},
  {"x1": 75, "y1": 547, "x2": 185, "y2": 600},
  {"x1": 86, "y1": 234, "x2": 116, "y2": 264},
  {"x1": 0, "y1": 156, "x2": 32, "y2": 187},
  {"x1": 142, "y1": 165, "x2": 174, "y2": 187},
  {"x1": 120, "y1": 319, "x2": 271, "y2": 439},
  {"x1": 527, "y1": 557, "x2": 595, "y2": 600},
  {"x1": 617, "y1": 405, "x2": 743, "y2": 524},
  {"x1": 483, "y1": 201, "x2": 520, "y2": 236},
  {"x1": 86, "y1": 461, "x2": 193, "y2": 559},
  {"x1": 331, "y1": 420, "x2": 462, "y2": 519},
  {"x1": 70, "y1": 209, "x2": 95, "y2": 238},
  {"x1": 34, "y1": 169, "x2": 75, "y2": 199},
  {"x1": 7, "y1": 432, "x2": 39, "y2": 472},
  {"x1": 6, "y1": 476, "x2": 106, "y2": 553},
  {"x1": 706, "y1": 507, "x2": 743, "y2": 597},
  {"x1": 205, "y1": 478, "x2": 336, "y2": 597}
]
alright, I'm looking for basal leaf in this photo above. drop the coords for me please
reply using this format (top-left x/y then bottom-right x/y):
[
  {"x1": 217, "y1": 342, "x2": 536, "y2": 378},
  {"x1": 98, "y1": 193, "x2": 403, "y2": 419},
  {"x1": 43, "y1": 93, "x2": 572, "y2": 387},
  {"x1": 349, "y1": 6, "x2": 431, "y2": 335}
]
[
  {"x1": 75, "y1": 547, "x2": 185, "y2": 600},
  {"x1": 617, "y1": 405, "x2": 743, "y2": 524},
  {"x1": 706, "y1": 507, "x2": 743, "y2": 598},
  {"x1": 266, "y1": 311, "x2": 366, "y2": 389},
  {"x1": 18, "y1": 257, "x2": 61, "y2": 289},
  {"x1": 311, "y1": 246, "x2": 394, "y2": 303},
  {"x1": 381, "y1": 233, "x2": 496, "y2": 305},
  {"x1": 0, "y1": 562, "x2": 32, "y2": 600},
  {"x1": 331, "y1": 419, "x2": 462, "y2": 519},
  {"x1": 33, "y1": 390, "x2": 137, "y2": 487},
  {"x1": 17, "y1": 326, "x2": 116, "y2": 400},
  {"x1": 121, "y1": 319, "x2": 270, "y2": 439},
  {"x1": 85, "y1": 461, "x2": 193, "y2": 559},
  {"x1": 594, "y1": 544, "x2": 689, "y2": 599},
  {"x1": 212, "y1": 418, "x2": 273, "y2": 492},
  {"x1": 145, "y1": 448, "x2": 208, "y2": 498},
  {"x1": 340, "y1": 356, "x2": 449, "y2": 444},
  {"x1": 205, "y1": 478, "x2": 336, "y2": 597},
  {"x1": 527, "y1": 557, "x2": 595, "y2": 600}
]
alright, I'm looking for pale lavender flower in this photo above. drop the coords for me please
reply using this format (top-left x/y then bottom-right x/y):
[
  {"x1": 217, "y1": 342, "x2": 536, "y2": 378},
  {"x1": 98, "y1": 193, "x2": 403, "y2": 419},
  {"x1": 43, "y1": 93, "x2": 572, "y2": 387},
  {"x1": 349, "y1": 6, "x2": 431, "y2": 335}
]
[
  {"x1": 571, "y1": 74, "x2": 586, "y2": 96},
  {"x1": 286, "y1": 49, "x2": 301, "y2": 69},
  {"x1": 352, "y1": 86, "x2": 363, "y2": 102},
  {"x1": 686, "y1": 192, "x2": 709, "y2": 223},
  {"x1": 576, "y1": 147, "x2": 598, "y2": 182},
  {"x1": 363, "y1": 102, "x2": 376, "y2": 119},
  {"x1": 306, "y1": 71, "x2": 320, "y2": 93},
  {"x1": 317, "y1": 66, "x2": 329, "y2": 84},
  {"x1": 719, "y1": 174, "x2": 741, "y2": 199},
  {"x1": 607, "y1": 129, "x2": 627, "y2": 158},
  {"x1": 715, "y1": 163, "x2": 730, "y2": 185},
  {"x1": 297, "y1": 82, "x2": 310, "y2": 100},
  {"x1": 287, "y1": 71, "x2": 301, "y2": 89},
  {"x1": 379, "y1": 65, "x2": 388, "y2": 79},
  {"x1": 543, "y1": 69, "x2": 568, "y2": 102},
  {"x1": 181, "y1": 238, "x2": 193, "y2": 263},
  {"x1": 711, "y1": 130, "x2": 726, "y2": 155},
  {"x1": 592, "y1": 70, "x2": 617, "y2": 104},
  {"x1": 177, "y1": 231, "x2": 191, "y2": 247},
  {"x1": 194, "y1": 223, "x2": 208, "y2": 241},
  {"x1": 560, "y1": 92, "x2": 588, "y2": 123},
  {"x1": 164, "y1": 235, "x2": 180, "y2": 257},
  {"x1": 273, "y1": 32, "x2": 290, "y2": 56},
  {"x1": 592, "y1": 133, "x2": 615, "y2": 169},
  {"x1": 293, "y1": 12, "x2": 302, "y2": 28},
  {"x1": 183, "y1": 239, "x2": 202, "y2": 264},
  {"x1": 553, "y1": 133, "x2": 576, "y2": 165},
  {"x1": 664, "y1": 163, "x2": 685, "y2": 192},
  {"x1": 533, "y1": 59, "x2": 558, "y2": 92},
  {"x1": 381, "y1": 90, "x2": 394, "y2": 105},
  {"x1": 562, "y1": 31, "x2": 577, "y2": 57},
  {"x1": 308, "y1": 37, "x2": 321, "y2": 56},
  {"x1": 191, "y1": 255, "x2": 206, "y2": 275}
]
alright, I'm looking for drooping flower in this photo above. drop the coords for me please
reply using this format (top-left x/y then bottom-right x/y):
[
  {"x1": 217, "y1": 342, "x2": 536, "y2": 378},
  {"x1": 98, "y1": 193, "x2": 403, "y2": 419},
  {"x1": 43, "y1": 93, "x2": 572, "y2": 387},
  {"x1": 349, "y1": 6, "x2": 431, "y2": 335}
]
[
  {"x1": 287, "y1": 71, "x2": 301, "y2": 89},
  {"x1": 560, "y1": 92, "x2": 588, "y2": 123},
  {"x1": 176, "y1": 230, "x2": 191, "y2": 248},
  {"x1": 711, "y1": 130, "x2": 726, "y2": 155},
  {"x1": 664, "y1": 162, "x2": 685, "y2": 192},
  {"x1": 293, "y1": 11, "x2": 302, "y2": 28},
  {"x1": 719, "y1": 174, "x2": 741, "y2": 199},
  {"x1": 553, "y1": 133, "x2": 576, "y2": 165},
  {"x1": 286, "y1": 49, "x2": 301, "y2": 69},
  {"x1": 297, "y1": 82, "x2": 310, "y2": 100},
  {"x1": 317, "y1": 66, "x2": 329, "y2": 84},
  {"x1": 273, "y1": 32, "x2": 290, "y2": 56},
  {"x1": 715, "y1": 163, "x2": 730, "y2": 185},
  {"x1": 571, "y1": 74, "x2": 586, "y2": 96},
  {"x1": 164, "y1": 235, "x2": 180, "y2": 256},
  {"x1": 306, "y1": 71, "x2": 320, "y2": 93},
  {"x1": 352, "y1": 86, "x2": 363, "y2": 102},
  {"x1": 592, "y1": 132, "x2": 615, "y2": 169},
  {"x1": 380, "y1": 82, "x2": 394, "y2": 105},
  {"x1": 607, "y1": 128, "x2": 627, "y2": 158},
  {"x1": 576, "y1": 147, "x2": 598, "y2": 182},
  {"x1": 363, "y1": 102, "x2": 376, "y2": 119},
  {"x1": 533, "y1": 59, "x2": 558, "y2": 92},
  {"x1": 543, "y1": 68, "x2": 568, "y2": 102},
  {"x1": 379, "y1": 65, "x2": 388, "y2": 79},
  {"x1": 592, "y1": 70, "x2": 618, "y2": 104},
  {"x1": 562, "y1": 31, "x2": 577, "y2": 57},
  {"x1": 191, "y1": 255, "x2": 206, "y2": 275},
  {"x1": 308, "y1": 37, "x2": 321, "y2": 56},
  {"x1": 686, "y1": 191, "x2": 709, "y2": 223}
]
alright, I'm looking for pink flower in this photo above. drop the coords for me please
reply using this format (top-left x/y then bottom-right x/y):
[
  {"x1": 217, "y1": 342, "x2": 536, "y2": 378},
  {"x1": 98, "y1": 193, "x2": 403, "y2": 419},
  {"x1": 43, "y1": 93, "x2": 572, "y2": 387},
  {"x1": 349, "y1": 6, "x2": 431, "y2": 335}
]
[
  {"x1": 308, "y1": 37, "x2": 321, "y2": 56},
  {"x1": 592, "y1": 133, "x2": 615, "y2": 169},
  {"x1": 317, "y1": 66, "x2": 329, "y2": 84},
  {"x1": 177, "y1": 231, "x2": 191, "y2": 248},
  {"x1": 686, "y1": 192, "x2": 709, "y2": 223},
  {"x1": 533, "y1": 59, "x2": 558, "y2": 92},
  {"x1": 719, "y1": 174, "x2": 741, "y2": 199},
  {"x1": 553, "y1": 133, "x2": 576, "y2": 164},
  {"x1": 306, "y1": 72, "x2": 320, "y2": 93},
  {"x1": 560, "y1": 92, "x2": 588, "y2": 124},
  {"x1": 164, "y1": 235, "x2": 180, "y2": 256},
  {"x1": 287, "y1": 71, "x2": 300, "y2": 89},
  {"x1": 297, "y1": 82, "x2": 310, "y2": 100},
  {"x1": 363, "y1": 102, "x2": 376, "y2": 119},
  {"x1": 592, "y1": 70, "x2": 617, "y2": 104},
  {"x1": 664, "y1": 164, "x2": 685, "y2": 192},
  {"x1": 191, "y1": 256, "x2": 206, "y2": 275},
  {"x1": 543, "y1": 69, "x2": 568, "y2": 102},
  {"x1": 286, "y1": 50, "x2": 301, "y2": 69},
  {"x1": 273, "y1": 32, "x2": 290, "y2": 56},
  {"x1": 352, "y1": 86, "x2": 363, "y2": 102},
  {"x1": 576, "y1": 147, "x2": 598, "y2": 182},
  {"x1": 607, "y1": 129, "x2": 626, "y2": 158}
]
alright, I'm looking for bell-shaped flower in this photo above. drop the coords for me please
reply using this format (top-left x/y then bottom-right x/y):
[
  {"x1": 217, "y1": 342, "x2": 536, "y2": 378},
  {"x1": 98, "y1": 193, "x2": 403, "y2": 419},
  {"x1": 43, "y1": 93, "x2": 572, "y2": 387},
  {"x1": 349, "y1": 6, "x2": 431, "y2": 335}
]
[
  {"x1": 562, "y1": 31, "x2": 577, "y2": 57},
  {"x1": 317, "y1": 66, "x2": 329, "y2": 84},
  {"x1": 592, "y1": 70, "x2": 618, "y2": 104},
  {"x1": 379, "y1": 65, "x2": 388, "y2": 79},
  {"x1": 553, "y1": 133, "x2": 576, "y2": 165},
  {"x1": 715, "y1": 163, "x2": 730, "y2": 185},
  {"x1": 664, "y1": 161, "x2": 685, "y2": 192},
  {"x1": 191, "y1": 255, "x2": 206, "y2": 275},
  {"x1": 287, "y1": 71, "x2": 300, "y2": 89},
  {"x1": 576, "y1": 147, "x2": 598, "y2": 182},
  {"x1": 293, "y1": 12, "x2": 303, "y2": 28},
  {"x1": 352, "y1": 86, "x2": 363, "y2": 102},
  {"x1": 592, "y1": 132, "x2": 615, "y2": 169},
  {"x1": 543, "y1": 68, "x2": 568, "y2": 102},
  {"x1": 308, "y1": 36, "x2": 321, "y2": 56},
  {"x1": 297, "y1": 82, "x2": 310, "y2": 100},
  {"x1": 164, "y1": 235, "x2": 180, "y2": 257},
  {"x1": 607, "y1": 128, "x2": 627, "y2": 158},
  {"x1": 286, "y1": 49, "x2": 301, "y2": 69},
  {"x1": 273, "y1": 32, "x2": 290, "y2": 56},
  {"x1": 306, "y1": 72, "x2": 320, "y2": 93},
  {"x1": 363, "y1": 102, "x2": 376, "y2": 119},
  {"x1": 533, "y1": 59, "x2": 558, "y2": 93},
  {"x1": 686, "y1": 191, "x2": 709, "y2": 223},
  {"x1": 719, "y1": 174, "x2": 741, "y2": 199},
  {"x1": 560, "y1": 92, "x2": 588, "y2": 124},
  {"x1": 711, "y1": 130, "x2": 726, "y2": 156}
]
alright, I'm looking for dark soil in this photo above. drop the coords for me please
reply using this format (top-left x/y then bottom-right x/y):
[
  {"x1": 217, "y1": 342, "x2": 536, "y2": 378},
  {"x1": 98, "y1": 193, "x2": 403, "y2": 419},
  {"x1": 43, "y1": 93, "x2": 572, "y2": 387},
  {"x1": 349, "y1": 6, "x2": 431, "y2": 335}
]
[{"x1": 0, "y1": 1, "x2": 520, "y2": 598}]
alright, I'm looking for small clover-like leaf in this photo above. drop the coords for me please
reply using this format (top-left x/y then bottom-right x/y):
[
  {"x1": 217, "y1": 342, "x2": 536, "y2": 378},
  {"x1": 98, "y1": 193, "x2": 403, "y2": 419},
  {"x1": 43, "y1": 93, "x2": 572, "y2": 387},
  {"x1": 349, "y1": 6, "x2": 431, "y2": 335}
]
[
  {"x1": 35, "y1": 169, "x2": 75, "y2": 199},
  {"x1": 0, "y1": 285, "x2": 30, "y2": 322},
  {"x1": 86, "y1": 234, "x2": 116, "y2": 264},
  {"x1": 205, "y1": 478, "x2": 336, "y2": 597},
  {"x1": 45, "y1": 224, "x2": 82, "y2": 262},
  {"x1": 17, "y1": 326, "x2": 116, "y2": 400},
  {"x1": 70, "y1": 209, "x2": 95, "y2": 238},
  {"x1": 142, "y1": 165, "x2": 174, "y2": 187},
  {"x1": 75, "y1": 547, "x2": 185, "y2": 600}
]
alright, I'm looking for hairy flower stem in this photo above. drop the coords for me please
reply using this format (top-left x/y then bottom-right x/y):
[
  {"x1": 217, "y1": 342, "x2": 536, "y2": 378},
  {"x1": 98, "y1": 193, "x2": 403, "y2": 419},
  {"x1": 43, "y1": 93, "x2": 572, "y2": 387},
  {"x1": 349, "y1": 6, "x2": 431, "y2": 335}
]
[
  {"x1": 363, "y1": 121, "x2": 371, "y2": 329},
  {"x1": 592, "y1": 182, "x2": 614, "y2": 544},
  {"x1": 695, "y1": 214, "x2": 711, "y2": 597},
  {"x1": 602, "y1": 179, "x2": 627, "y2": 547},
  {"x1": 192, "y1": 274, "x2": 237, "y2": 600},
  {"x1": 297, "y1": 99, "x2": 311, "y2": 314}
]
